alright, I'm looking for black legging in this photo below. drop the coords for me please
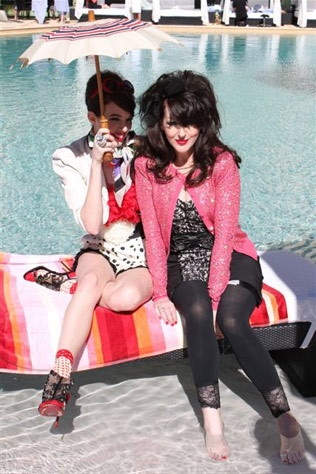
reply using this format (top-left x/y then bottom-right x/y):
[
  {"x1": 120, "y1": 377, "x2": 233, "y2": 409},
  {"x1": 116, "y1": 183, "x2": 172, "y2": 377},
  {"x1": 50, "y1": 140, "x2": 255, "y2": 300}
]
[{"x1": 172, "y1": 280, "x2": 281, "y2": 393}]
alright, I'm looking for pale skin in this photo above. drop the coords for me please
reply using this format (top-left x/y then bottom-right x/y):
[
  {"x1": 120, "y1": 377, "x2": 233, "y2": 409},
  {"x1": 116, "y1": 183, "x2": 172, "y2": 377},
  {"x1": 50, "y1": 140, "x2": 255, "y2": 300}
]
[
  {"x1": 153, "y1": 103, "x2": 304, "y2": 463},
  {"x1": 57, "y1": 102, "x2": 153, "y2": 359}
]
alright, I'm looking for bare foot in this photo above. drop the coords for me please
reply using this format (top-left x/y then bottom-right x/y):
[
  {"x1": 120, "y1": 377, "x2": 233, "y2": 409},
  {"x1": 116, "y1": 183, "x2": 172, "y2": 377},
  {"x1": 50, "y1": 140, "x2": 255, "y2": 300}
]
[
  {"x1": 205, "y1": 430, "x2": 229, "y2": 460},
  {"x1": 202, "y1": 407, "x2": 229, "y2": 460},
  {"x1": 277, "y1": 412, "x2": 305, "y2": 464}
]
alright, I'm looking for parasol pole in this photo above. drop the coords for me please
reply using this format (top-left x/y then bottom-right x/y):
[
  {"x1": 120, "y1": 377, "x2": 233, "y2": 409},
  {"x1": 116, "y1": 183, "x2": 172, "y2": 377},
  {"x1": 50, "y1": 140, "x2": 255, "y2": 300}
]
[
  {"x1": 88, "y1": 9, "x2": 112, "y2": 161},
  {"x1": 88, "y1": 9, "x2": 107, "y2": 128},
  {"x1": 94, "y1": 54, "x2": 107, "y2": 129}
]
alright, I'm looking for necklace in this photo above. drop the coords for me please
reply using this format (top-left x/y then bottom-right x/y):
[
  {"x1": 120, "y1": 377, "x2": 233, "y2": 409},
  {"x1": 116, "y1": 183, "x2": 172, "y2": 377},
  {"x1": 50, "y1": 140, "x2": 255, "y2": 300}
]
[
  {"x1": 175, "y1": 164, "x2": 193, "y2": 170},
  {"x1": 173, "y1": 162, "x2": 194, "y2": 176}
]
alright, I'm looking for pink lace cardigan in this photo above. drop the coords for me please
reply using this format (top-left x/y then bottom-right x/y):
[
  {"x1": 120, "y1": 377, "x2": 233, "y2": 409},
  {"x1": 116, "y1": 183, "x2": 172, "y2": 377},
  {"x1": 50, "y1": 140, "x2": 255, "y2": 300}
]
[{"x1": 134, "y1": 152, "x2": 258, "y2": 309}]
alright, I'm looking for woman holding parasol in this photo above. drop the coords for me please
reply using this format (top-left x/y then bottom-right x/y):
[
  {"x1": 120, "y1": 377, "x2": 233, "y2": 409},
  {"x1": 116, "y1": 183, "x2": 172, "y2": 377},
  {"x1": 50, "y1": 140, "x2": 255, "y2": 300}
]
[{"x1": 38, "y1": 70, "x2": 153, "y2": 425}]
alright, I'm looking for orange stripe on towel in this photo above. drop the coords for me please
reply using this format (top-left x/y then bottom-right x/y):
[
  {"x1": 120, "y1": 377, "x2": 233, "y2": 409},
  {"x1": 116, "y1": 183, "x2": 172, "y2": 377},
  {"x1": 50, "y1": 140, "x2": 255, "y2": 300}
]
[{"x1": 133, "y1": 305, "x2": 153, "y2": 356}]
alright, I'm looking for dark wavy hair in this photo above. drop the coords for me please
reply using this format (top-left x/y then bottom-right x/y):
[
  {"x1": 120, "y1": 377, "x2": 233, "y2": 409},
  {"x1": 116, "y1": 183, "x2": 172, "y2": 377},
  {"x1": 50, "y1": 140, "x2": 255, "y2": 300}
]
[
  {"x1": 136, "y1": 70, "x2": 241, "y2": 186},
  {"x1": 85, "y1": 70, "x2": 136, "y2": 117}
]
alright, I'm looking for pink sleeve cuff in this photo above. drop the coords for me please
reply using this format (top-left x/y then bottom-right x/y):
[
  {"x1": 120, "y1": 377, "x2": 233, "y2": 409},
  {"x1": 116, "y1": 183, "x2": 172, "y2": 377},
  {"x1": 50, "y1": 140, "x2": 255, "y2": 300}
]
[{"x1": 152, "y1": 295, "x2": 169, "y2": 303}]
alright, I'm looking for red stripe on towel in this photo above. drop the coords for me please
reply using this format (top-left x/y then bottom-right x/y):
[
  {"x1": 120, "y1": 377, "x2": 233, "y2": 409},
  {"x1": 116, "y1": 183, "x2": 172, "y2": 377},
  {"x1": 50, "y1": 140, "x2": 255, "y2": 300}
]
[
  {"x1": 250, "y1": 283, "x2": 288, "y2": 327},
  {"x1": 263, "y1": 283, "x2": 288, "y2": 322},
  {"x1": 0, "y1": 265, "x2": 31, "y2": 371},
  {"x1": 96, "y1": 308, "x2": 137, "y2": 363},
  {"x1": 0, "y1": 267, "x2": 18, "y2": 370},
  {"x1": 121, "y1": 312, "x2": 140, "y2": 359},
  {"x1": 250, "y1": 296, "x2": 269, "y2": 326}
]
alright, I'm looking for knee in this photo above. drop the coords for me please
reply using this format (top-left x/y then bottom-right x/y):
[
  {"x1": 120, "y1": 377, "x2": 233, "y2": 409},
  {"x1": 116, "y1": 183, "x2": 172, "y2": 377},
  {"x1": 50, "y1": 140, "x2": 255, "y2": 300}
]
[
  {"x1": 188, "y1": 301, "x2": 211, "y2": 322},
  {"x1": 77, "y1": 272, "x2": 103, "y2": 297},
  {"x1": 106, "y1": 285, "x2": 147, "y2": 312},
  {"x1": 178, "y1": 301, "x2": 213, "y2": 336},
  {"x1": 174, "y1": 282, "x2": 211, "y2": 316},
  {"x1": 216, "y1": 310, "x2": 239, "y2": 334}
]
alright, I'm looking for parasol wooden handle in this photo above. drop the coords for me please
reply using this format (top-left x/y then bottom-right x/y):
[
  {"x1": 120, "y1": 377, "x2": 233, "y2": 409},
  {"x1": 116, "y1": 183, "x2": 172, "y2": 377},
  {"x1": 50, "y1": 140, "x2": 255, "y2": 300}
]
[{"x1": 99, "y1": 116, "x2": 113, "y2": 163}]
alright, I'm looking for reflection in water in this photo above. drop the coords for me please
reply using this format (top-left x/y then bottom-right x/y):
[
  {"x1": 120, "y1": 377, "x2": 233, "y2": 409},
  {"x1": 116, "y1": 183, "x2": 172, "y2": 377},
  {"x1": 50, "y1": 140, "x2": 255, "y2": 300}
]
[{"x1": 0, "y1": 33, "x2": 315, "y2": 254}]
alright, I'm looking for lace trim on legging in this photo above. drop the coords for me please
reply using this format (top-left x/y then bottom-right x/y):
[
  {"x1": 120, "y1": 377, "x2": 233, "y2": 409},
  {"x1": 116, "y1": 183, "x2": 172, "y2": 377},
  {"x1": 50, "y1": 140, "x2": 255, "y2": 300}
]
[
  {"x1": 196, "y1": 383, "x2": 220, "y2": 409},
  {"x1": 262, "y1": 386, "x2": 290, "y2": 418}
]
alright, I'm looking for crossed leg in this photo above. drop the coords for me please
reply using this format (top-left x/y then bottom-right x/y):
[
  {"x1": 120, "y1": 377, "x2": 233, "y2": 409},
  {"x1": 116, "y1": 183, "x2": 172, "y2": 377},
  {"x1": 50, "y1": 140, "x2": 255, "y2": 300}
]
[{"x1": 58, "y1": 252, "x2": 152, "y2": 358}]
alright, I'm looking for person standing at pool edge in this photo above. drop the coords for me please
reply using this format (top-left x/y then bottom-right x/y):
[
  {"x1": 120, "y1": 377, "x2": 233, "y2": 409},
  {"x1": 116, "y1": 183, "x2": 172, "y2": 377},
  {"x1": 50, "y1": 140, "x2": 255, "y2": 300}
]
[
  {"x1": 134, "y1": 70, "x2": 305, "y2": 464},
  {"x1": 232, "y1": 0, "x2": 248, "y2": 26},
  {"x1": 38, "y1": 70, "x2": 152, "y2": 424}
]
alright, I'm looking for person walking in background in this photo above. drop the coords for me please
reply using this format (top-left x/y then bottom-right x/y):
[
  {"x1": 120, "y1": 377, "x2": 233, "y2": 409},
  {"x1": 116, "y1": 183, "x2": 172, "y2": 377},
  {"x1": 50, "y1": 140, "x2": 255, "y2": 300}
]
[
  {"x1": 14, "y1": 0, "x2": 24, "y2": 20},
  {"x1": 86, "y1": 0, "x2": 111, "y2": 10},
  {"x1": 38, "y1": 70, "x2": 152, "y2": 426},
  {"x1": 132, "y1": 0, "x2": 142, "y2": 20},
  {"x1": 54, "y1": 0, "x2": 69, "y2": 22},
  {"x1": 232, "y1": 0, "x2": 248, "y2": 26},
  {"x1": 134, "y1": 69, "x2": 305, "y2": 464},
  {"x1": 46, "y1": 0, "x2": 57, "y2": 19}
]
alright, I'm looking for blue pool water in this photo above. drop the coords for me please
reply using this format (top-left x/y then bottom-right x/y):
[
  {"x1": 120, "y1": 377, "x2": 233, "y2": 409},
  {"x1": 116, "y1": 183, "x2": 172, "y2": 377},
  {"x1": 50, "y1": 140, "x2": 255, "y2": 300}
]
[{"x1": 0, "y1": 33, "x2": 315, "y2": 255}]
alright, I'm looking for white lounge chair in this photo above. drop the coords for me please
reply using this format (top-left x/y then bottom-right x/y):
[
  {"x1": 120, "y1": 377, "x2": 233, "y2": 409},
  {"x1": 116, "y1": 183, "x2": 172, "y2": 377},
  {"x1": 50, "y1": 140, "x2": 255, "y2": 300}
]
[
  {"x1": 75, "y1": 0, "x2": 133, "y2": 21},
  {"x1": 222, "y1": 0, "x2": 282, "y2": 26},
  {"x1": 151, "y1": 0, "x2": 210, "y2": 25}
]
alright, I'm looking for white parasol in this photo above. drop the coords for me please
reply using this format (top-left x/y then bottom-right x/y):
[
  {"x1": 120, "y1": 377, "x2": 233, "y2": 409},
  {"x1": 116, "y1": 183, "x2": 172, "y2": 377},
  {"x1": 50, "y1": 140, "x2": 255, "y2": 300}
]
[{"x1": 18, "y1": 18, "x2": 180, "y2": 131}]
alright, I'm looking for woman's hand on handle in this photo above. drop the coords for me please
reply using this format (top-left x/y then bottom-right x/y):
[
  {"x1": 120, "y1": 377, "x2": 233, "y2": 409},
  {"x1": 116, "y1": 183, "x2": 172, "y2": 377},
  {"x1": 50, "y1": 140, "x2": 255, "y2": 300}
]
[{"x1": 92, "y1": 128, "x2": 119, "y2": 163}]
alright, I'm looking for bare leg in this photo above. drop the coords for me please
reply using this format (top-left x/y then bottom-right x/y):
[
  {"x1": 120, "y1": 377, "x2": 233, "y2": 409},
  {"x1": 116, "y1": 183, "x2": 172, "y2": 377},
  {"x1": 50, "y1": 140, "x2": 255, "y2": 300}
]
[
  {"x1": 58, "y1": 257, "x2": 152, "y2": 357},
  {"x1": 38, "y1": 252, "x2": 110, "y2": 421},
  {"x1": 202, "y1": 407, "x2": 229, "y2": 461},
  {"x1": 57, "y1": 252, "x2": 115, "y2": 357},
  {"x1": 39, "y1": 255, "x2": 152, "y2": 421}
]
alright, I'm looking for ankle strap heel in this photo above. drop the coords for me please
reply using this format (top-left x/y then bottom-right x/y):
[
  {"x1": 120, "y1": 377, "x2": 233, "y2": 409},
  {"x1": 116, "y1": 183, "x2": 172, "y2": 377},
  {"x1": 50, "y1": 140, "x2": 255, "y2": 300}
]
[{"x1": 38, "y1": 370, "x2": 74, "y2": 428}]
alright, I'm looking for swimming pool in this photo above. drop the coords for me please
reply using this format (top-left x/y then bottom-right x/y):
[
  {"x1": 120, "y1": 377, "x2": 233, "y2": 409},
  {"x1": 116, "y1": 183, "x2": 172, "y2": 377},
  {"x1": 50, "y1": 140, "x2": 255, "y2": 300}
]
[{"x1": 0, "y1": 33, "x2": 315, "y2": 256}]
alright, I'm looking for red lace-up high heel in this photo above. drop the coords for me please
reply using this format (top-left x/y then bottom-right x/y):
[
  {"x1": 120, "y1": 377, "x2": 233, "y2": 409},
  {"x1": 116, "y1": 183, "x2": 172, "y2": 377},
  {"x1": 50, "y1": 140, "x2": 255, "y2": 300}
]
[{"x1": 38, "y1": 370, "x2": 74, "y2": 429}]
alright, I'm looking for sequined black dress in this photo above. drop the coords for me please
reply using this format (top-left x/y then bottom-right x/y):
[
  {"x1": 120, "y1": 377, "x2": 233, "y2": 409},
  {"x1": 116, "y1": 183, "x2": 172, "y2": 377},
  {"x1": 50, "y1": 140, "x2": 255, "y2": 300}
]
[{"x1": 167, "y1": 199, "x2": 214, "y2": 295}]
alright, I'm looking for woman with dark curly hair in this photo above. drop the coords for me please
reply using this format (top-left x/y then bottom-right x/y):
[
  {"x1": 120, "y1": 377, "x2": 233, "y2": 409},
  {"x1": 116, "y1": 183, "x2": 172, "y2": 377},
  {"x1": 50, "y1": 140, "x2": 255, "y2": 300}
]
[{"x1": 134, "y1": 70, "x2": 304, "y2": 463}]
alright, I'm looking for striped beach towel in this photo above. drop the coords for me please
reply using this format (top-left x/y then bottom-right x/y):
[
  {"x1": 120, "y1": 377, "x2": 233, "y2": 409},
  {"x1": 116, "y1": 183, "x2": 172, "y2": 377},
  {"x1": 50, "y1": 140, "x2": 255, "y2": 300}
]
[{"x1": 0, "y1": 252, "x2": 288, "y2": 374}]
